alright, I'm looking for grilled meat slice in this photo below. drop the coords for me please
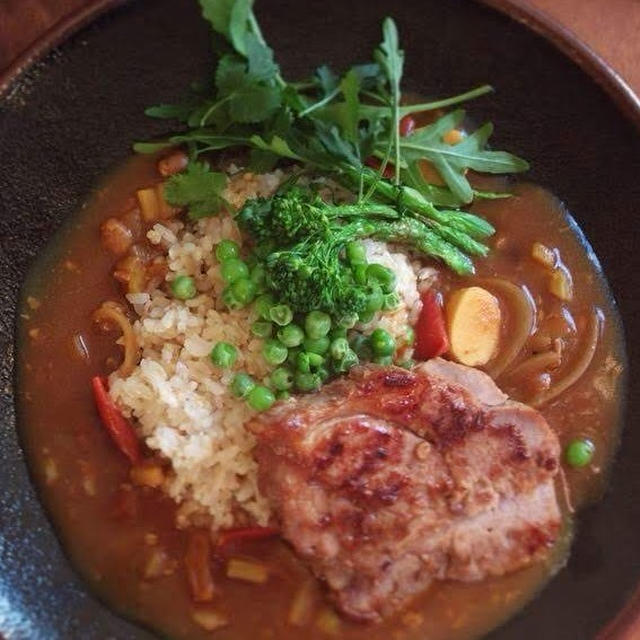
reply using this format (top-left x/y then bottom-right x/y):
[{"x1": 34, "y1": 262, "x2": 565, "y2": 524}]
[{"x1": 249, "y1": 359, "x2": 562, "y2": 622}]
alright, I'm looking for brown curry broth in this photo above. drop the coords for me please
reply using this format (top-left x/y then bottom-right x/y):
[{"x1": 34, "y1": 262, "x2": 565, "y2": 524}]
[{"x1": 16, "y1": 155, "x2": 624, "y2": 640}]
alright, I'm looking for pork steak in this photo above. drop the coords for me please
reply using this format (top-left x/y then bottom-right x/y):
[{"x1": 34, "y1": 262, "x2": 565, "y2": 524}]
[{"x1": 249, "y1": 359, "x2": 562, "y2": 622}]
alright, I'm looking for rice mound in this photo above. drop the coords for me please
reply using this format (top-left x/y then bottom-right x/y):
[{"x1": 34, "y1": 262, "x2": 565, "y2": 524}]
[{"x1": 109, "y1": 168, "x2": 424, "y2": 531}]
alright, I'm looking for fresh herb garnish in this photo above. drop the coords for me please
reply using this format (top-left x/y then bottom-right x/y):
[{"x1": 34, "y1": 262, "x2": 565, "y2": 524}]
[
  {"x1": 136, "y1": 0, "x2": 530, "y2": 279},
  {"x1": 163, "y1": 160, "x2": 228, "y2": 219}
]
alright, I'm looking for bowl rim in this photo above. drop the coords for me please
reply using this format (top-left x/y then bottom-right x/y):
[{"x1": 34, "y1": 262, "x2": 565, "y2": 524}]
[{"x1": 1, "y1": 0, "x2": 639, "y2": 638}]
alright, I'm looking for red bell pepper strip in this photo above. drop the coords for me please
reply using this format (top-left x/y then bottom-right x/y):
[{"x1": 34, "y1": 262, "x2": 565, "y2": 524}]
[
  {"x1": 91, "y1": 376, "x2": 141, "y2": 464},
  {"x1": 216, "y1": 526, "x2": 279, "y2": 549},
  {"x1": 414, "y1": 290, "x2": 449, "y2": 360},
  {"x1": 399, "y1": 114, "x2": 416, "y2": 137}
]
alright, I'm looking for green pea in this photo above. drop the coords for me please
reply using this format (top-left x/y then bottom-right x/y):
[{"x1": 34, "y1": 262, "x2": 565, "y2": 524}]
[
  {"x1": 350, "y1": 333, "x2": 372, "y2": 360},
  {"x1": 398, "y1": 359, "x2": 415, "y2": 370},
  {"x1": 352, "y1": 263, "x2": 368, "y2": 285},
  {"x1": 307, "y1": 352, "x2": 325, "y2": 369},
  {"x1": 364, "y1": 285, "x2": 384, "y2": 315},
  {"x1": 276, "y1": 390, "x2": 291, "y2": 401},
  {"x1": 231, "y1": 372, "x2": 255, "y2": 398},
  {"x1": 305, "y1": 311, "x2": 332, "y2": 339},
  {"x1": 249, "y1": 264, "x2": 267, "y2": 293},
  {"x1": 330, "y1": 337, "x2": 349, "y2": 360},
  {"x1": 278, "y1": 324, "x2": 305, "y2": 348},
  {"x1": 222, "y1": 286, "x2": 242, "y2": 309},
  {"x1": 330, "y1": 326, "x2": 348, "y2": 341},
  {"x1": 303, "y1": 336, "x2": 330, "y2": 355},
  {"x1": 346, "y1": 241, "x2": 367, "y2": 266},
  {"x1": 254, "y1": 294, "x2": 275, "y2": 320},
  {"x1": 215, "y1": 239, "x2": 240, "y2": 262},
  {"x1": 358, "y1": 310, "x2": 375, "y2": 324},
  {"x1": 317, "y1": 366, "x2": 330, "y2": 382},
  {"x1": 367, "y1": 263, "x2": 396, "y2": 294},
  {"x1": 230, "y1": 277, "x2": 257, "y2": 306},
  {"x1": 269, "y1": 304, "x2": 293, "y2": 327},
  {"x1": 270, "y1": 367, "x2": 294, "y2": 391},
  {"x1": 247, "y1": 385, "x2": 275, "y2": 411},
  {"x1": 370, "y1": 328, "x2": 395, "y2": 357},
  {"x1": 337, "y1": 313, "x2": 358, "y2": 329},
  {"x1": 296, "y1": 351, "x2": 311, "y2": 373},
  {"x1": 383, "y1": 292, "x2": 401, "y2": 311},
  {"x1": 210, "y1": 341, "x2": 237, "y2": 368},
  {"x1": 170, "y1": 275, "x2": 197, "y2": 300},
  {"x1": 565, "y1": 438, "x2": 595, "y2": 468},
  {"x1": 295, "y1": 371, "x2": 322, "y2": 392},
  {"x1": 262, "y1": 339, "x2": 288, "y2": 366},
  {"x1": 251, "y1": 321, "x2": 273, "y2": 338},
  {"x1": 373, "y1": 354, "x2": 393, "y2": 365},
  {"x1": 334, "y1": 349, "x2": 359, "y2": 373},
  {"x1": 221, "y1": 257, "x2": 249, "y2": 284}
]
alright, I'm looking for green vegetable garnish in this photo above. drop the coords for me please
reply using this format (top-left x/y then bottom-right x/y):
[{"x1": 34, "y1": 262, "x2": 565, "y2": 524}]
[
  {"x1": 565, "y1": 438, "x2": 595, "y2": 468},
  {"x1": 247, "y1": 385, "x2": 275, "y2": 411},
  {"x1": 251, "y1": 321, "x2": 273, "y2": 338},
  {"x1": 221, "y1": 257, "x2": 249, "y2": 283},
  {"x1": 215, "y1": 239, "x2": 240, "y2": 261},
  {"x1": 164, "y1": 161, "x2": 228, "y2": 219},
  {"x1": 171, "y1": 275, "x2": 197, "y2": 300},
  {"x1": 269, "y1": 304, "x2": 293, "y2": 326},
  {"x1": 210, "y1": 341, "x2": 238, "y2": 368},
  {"x1": 370, "y1": 328, "x2": 395, "y2": 357},
  {"x1": 231, "y1": 372, "x2": 255, "y2": 398},
  {"x1": 262, "y1": 338, "x2": 288, "y2": 365},
  {"x1": 277, "y1": 324, "x2": 305, "y2": 348},
  {"x1": 305, "y1": 311, "x2": 332, "y2": 340},
  {"x1": 270, "y1": 367, "x2": 294, "y2": 391}
]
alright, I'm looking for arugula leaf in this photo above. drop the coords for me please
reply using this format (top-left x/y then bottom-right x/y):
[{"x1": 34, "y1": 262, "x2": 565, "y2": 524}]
[
  {"x1": 339, "y1": 69, "x2": 361, "y2": 144},
  {"x1": 374, "y1": 18, "x2": 404, "y2": 184},
  {"x1": 397, "y1": 109, "x2": 528, "y2": 203},
  {"x1": 249, "y1": 134, "x2": 303, "y2": 160},
  {"x1": 164, "y1": 161, "x2": 229, "y2": 219},
  {"x1": 316, "y1": 65, "x2": 339, "y2": 96}
]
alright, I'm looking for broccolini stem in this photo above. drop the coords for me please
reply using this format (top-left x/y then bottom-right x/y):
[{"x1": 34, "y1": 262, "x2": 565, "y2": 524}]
[
  {"x1": 339, "y1": 165, "x2": 494, "y2": 239},
  {"x1": 354, "y1": 218, "x2": 475, "y2": 275}
]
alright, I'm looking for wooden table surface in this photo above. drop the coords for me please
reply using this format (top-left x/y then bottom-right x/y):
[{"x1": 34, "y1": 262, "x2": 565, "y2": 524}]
[{"x1": 0, "y1": 0, "x2": 639, "y2": 96}]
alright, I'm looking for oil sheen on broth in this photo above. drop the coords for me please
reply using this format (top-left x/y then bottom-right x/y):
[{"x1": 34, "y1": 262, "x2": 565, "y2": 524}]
[{"x1": 16, "y1": 155, "x2": 625, "y2": 640}]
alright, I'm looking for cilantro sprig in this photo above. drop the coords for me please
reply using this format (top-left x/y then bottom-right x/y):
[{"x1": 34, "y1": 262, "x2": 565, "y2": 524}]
[{"x1": 136, "y1": 0, "x2": 530, "y2": 275}]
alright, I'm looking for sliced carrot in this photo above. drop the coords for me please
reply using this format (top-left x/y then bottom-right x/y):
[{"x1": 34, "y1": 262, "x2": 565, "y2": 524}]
[
  {"x1": 91, "y1": 376, "x2": 141, "y2": 464},
  {"x1": 414, "y1": 290, "x2": 449, "y2": 360},
  {"x1": 216, "y1": 526, "x2": 279, "y2": 549}
]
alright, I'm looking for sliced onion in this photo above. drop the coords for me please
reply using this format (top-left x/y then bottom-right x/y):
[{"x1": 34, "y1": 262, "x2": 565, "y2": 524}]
[
  {"x1": 507, "y1": 349, "x2": 562, "y2": 383},
  {"x1": 532, "y1": 308, "x2": 601, "y2": 407},
  {"x1": 93, "y1": 301, "x2": 139, "y2": 376},
  {"x1": 479, "y1": 278, "x2": 536, "y2": 379}
]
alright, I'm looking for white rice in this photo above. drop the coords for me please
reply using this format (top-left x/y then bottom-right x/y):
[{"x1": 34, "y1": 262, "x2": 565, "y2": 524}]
[{"x1": 108, "y1": 169, "x2": 425, "y2": 531}]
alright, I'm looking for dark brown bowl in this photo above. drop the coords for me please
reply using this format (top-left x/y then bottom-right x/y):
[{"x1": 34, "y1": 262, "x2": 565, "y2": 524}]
[{"x1": 1, "y1": 1, "x2": 639, "y2": 638}]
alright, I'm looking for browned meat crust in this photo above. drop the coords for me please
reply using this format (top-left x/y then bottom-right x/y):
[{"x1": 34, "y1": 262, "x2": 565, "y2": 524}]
[{"x1": 249, "y1": 359, "x2": 562, "y2": 622}]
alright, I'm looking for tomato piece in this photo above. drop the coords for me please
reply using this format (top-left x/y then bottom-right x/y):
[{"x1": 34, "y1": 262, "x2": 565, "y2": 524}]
[
  {"x1": 414, "y1": 290, "x2": 449, "y2": 360},
  {"x1": 91, "y1": 376, "x2": 141, "y2": 464},
  {"x1": 399, "y1": 114, "x2": 416, "y2": 137},
  {"x1": 364, "y1": 156, "x2": 394, "y2": 179},
  {"x1": 216, "y1": 526, "x2": 279, "y2": 549}
]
